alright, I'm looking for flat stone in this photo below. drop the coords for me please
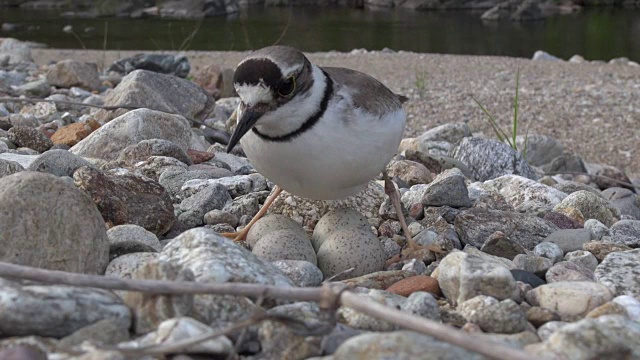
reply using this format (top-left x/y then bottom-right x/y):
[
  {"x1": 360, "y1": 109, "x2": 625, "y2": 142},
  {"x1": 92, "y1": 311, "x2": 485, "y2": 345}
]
[
  {"x1": 595, "y1": 249, "x2": 640, "y2": 298},
  {"x1": 525, "y1": 281, "x2": 614, "y2": 321},
  {"x1": 8, "y1": 126, "x2": 52, "y2": 153},
  {"x1": 544, "y1": 228, "x2": 594, "y2": 253},
  {"x1": 58, "y1": 318, "x2": 130, "y2": 348},
  {"x1": 386, "y1": 275, "x2": 442, "y2": 297},
  {"x1": 117, "y1": 138, "x2": 193, "y2": 166},
  {"x1": 545, "y1": 261, "x2": 595, "y2": 283},
  {"x1": 543, "y1": 211, "x2": 584, "y2": 229}
]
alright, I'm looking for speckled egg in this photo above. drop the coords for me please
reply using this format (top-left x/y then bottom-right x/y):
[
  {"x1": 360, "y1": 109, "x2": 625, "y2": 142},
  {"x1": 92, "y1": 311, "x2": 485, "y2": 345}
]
[
  {"x1": 316, "y1": 228, "x2": 386, "y2": 281},
  {"x1": 311, "y1": 208, "x2": 371, "y2": 252},
  {"x1": 252, "y1": 229, "x2": 317, "y2": 265},
  {"x1": 246, "y1": 214, "x2": 307, "y2": 249}
]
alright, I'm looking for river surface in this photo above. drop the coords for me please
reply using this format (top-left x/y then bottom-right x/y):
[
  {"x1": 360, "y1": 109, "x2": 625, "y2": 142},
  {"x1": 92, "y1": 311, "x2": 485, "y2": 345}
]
[{"x1": 1, "y1": 7, "x2": 640, "y2": 61}]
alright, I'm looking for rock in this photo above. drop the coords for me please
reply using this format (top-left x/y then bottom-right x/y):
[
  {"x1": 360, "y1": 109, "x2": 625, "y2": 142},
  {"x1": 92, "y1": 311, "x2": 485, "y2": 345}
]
[
  {"x1": 95, "y1": 70, "x2": 214, "y2": 123},
  {"x1": 0, "y1": 345, "x2": 47, "y2": 360},
  {"x1": 0, "y1": 172, "x2": 109, "y2": 273},
  {"x1": 58, "y1": 318, "x2": 130, "y2": 348},
  {"x1": 386, "y1": 275, "x2": 441, "y2": 297},
  {"x1": 271, "y1": 260, "x2": 323, "y2": 287},
  {"x1": 160, "y1": 228, "x2": 293, "y2": 286},
  {"x1": 602, "y1": 187, "x2": 640, "y2": 219},
  {"x1": 0, "y1": 158, "x2": 24, "y2": 178},
  {"x1": 584, "y1": 218, "x2": 609, "y2": 239},
  {"x1": 513, "y1": 254, "x2": 553, "y2": 278},
  {"x1": 0, "y1": 278, "x2": 130, "y2": 338},
  {"x1": 221, "y1": 192, "x2": 261, "y2": 220},
  {"x1": 183, "y1": 174, "x2": 265, "y2": 198},
  {"x1": 73, "y1": 166, "x2": 175, "y2": 235},
  {"x1": 204, "y1": 209, "x2": 238, "y2": 227},
  {"x1": 583, "y1": 241, "x2": 632, "y2": 261},
  {"x1": 104, "y1": 252, "x2": 159, "y2": 284},
  {"x1": 437, "y1": 251, "x2": 516, "y2": 304},
  {"x1": 252, "y1": 230, "x2": 317, "y2": 265},
  {"x1": 107, "y1": 53, "x2": 190, "y2": 78},
  {"x1": 545, "y1": 261, "x2": 595, "y2": 283},
  {"x1": 569, "y1": 54, "x2": 585, "y2": 63},
  {"x1": 117, "y1": 139, "x2": 192, "y2": 166},
  {"x1": 515, "y1": 134, "x2": 564, "y2": 166},
  {"x1": 107, "y1": 224, "x2": 162, "y2": 259},
  {"x1": 187, "y1": 149, "x2": 214, "y2": 164},
  {"x1": 338, "y1": 289, "x2": 405, "y2": 331},
  {"x1": 46, "y1": 60, "x2": 101, "y2": 90},
  {"x1": 246, "y1": 213, "x2": 308, "y2": 249},
  {"x1": 454, "y1": 208, "x2": 558, "y2": 250},
  {"x1": 422, "y1": 168, "x2": 470, "y2": 208},
  {"x1": 543, "y1": 211, "x2": 584, "y2": 229},
  {"x1": 536, "y1": 321, "x2": 568, "y2": 341},
  {"x1": 15, "y1": 79, "x2": 50, "y2": 97},
  {"x1": 133, "y1": 156, "x2": 188, "y2": 181},
  {"x1": 70, "y1": 109, "x2": 194, "y2": 161},
  {"x1": 51, "y1": 120, "x2": 101, "y2": 147},
  {"x1": 7, "y1": 126, "x2": 52, "y2": 153},
  {"x1": 311, "y1": 208, "x2": 371, "y2": 252},
  {"x1": 482, "y1": 175, "x2": 567, "y2": 215},
  {"x1": 317, "y1": 228, "x2": 386, "y2": 281},
  {"x1": 122, "y1": 317, "x2": 233, "y2": 355},
  {"x1": 587, "y1": 163, "x2": 634, "y2": 192},
  {"x1": 333, "y1": 330, "x2": 484, "y2": 360},
  {"x1": 474, "y1": 299, "x2": 528, "y2": 334},
  {"x1": 553, "y1": 190, "x2": 618, "y2": 227},
  {"x1": 564, "y1": 250, "x2": 598, "y2": 271},
  {"x1": 480, "y1": 231, "x2": 527, "y2": 260},
  {"x1": 525, "y1": 315, "x2": 640, "y2": 359},
  {"x1": 525, "y1": 281, "x2": 613, "y2": 321},
  {"x1": 416, "y1": 122, "x2": 471, "y2": 145},
  {"x1": 533, "y1": 241, "x2": 564, "y2": 264},
  {"x1": 613, "y1": 295, "x2": 640, "y2": 322},
  {"x1": 158, "y1": 167, "x2": 233, "y2": 199},
  {"x1": 463, "y1": 245, "x2": 515, "y2": 270},
  {"x1": 586, "y1": 301, "x2": 628, "y2": 318},
  {"x1": 178, "y1": 183, "x2": 231, "y2": 228},
  {"x1": 510, "y1": 269, "x2": 546, "y2": 288},
  {"x1": 26, "y1": 149, "x2": 95, "y2": 177},
  {"x1": 386, "y1": 159, "x2": 433, "y2": 187},
  {"x1": 450, "y1": 137, "x2": 538, "y2": 181},
  {"x1": 608, "y1": 220, "x2": 640, "y2": 247},
  {"x1": 527, "y1": 306, "x2": 561, "y2": 327},
  {"x1": 595, "y1": 249, "x2": 640, "y2": 298},
  {"x1": 400, "y1": 292, "x2": 441, "y2": 321},
  {"x1": 0, "y1": 38, "x2": 33, "y2": 64},
  {"x1": 544, "y1": 228, "x2": 594, "y2": 253},
  {"x1": 553, "y1": 180, "x2": 603, "y2": 198},
  {"x1": 532, "y1": 50, "x2": 563, "y2": 61}
]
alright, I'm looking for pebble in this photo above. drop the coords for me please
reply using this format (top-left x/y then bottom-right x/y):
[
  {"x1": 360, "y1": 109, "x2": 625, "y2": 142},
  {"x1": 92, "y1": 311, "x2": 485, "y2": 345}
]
[
  {"x1": 608, "y1": 219, "x2": 640, "y2": 247},
  {"x1": 553, "y1": 190, "x2": 619, "y2": 227},
  {"x1": 545, "y1": 261, "x2": 595, "y2": 283},
  {"x1": 26, "y1": 148, "x2": 95, "y2": 177},
  {"x1": 525, "y1": 281, "x2": 614, "y2": 321},
  {"x1": 271, "y1": 260, "x2": 323, "y2": 287},
  {"x1": 543, "y1": 210, "x2": 584, "y2": 229},
  {"x1": 203, "y1": 209, "x2": 238, "y2": 227},
  {"x1": 400, "y1": 292, "x2": 441, "y2": 321},
  {"x1": 510, "y1": 269, "x2": 546, "y2": 288},
  {"x1": 594, "y1": 249, "x2": 640, "y2": 298},
  {"x1": 602, "y1": 187, "x2": 640, "y2": 219},
  {"x1": 0, "y1": 158, "x2": 24, "y2": 178},
  {"x1": 536, "y1": 320, "x2": 568, "y2": 341},
  {"x1": 7, "y1": 126, "x2": 52, "y2": 153},
  {"x1": 178, "y1": 183, "x2": 231, "y2": 228},
  {"x1": 483, "y1": 174, "x2": 567, "y2": 216},
  {"x1": 584, "y1": 218, "x2": 609, "y2": 239},
  {"x1": 50, "y1": 120, "x2": 101, "y2": 147},
  {"x1": 107, "y1": 224, "x2": 162, "y2": 259},
  {"x1": 563, "y1": 250, "x2": 598, "y2": 271},
  {"x1": 421, "y1": 168, "x2": 471, "y2": 208},
  {"x1": 117, "y1": 138, "x2": 193, "y2": 166},
  {"x1": 544, "y1": 228, "x2": 594, "y2": 253},
  {"x1": 513, "y1": 254, "x2": 553, "y2": 278},
  {"x1": 473, "y1": 299, "x2": 528, "y2": 334},
  {"x1": 583, "y1": 240, "x2": 632, "y2": 261},
  {"x1": 527, "y1": 306, "x2": 561, "y2": 327},
  {"x1": 533, "y1": 241, "x2": 564, "y2": 263}
]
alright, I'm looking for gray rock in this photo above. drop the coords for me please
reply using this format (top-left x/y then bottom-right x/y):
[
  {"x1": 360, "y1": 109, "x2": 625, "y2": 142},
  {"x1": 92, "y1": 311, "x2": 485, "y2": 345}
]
[
  {"x1": 95, "y1": 70, "x2": 215, "y2": 123},
  {"x1": 26, "y1": 149, "x2": 95, "y2": 176},
  {"x1": 400, "y1": 292, "x2": 441, "y2": 321},
  {"x1": 252, "y1": 230, "x2": 317, "y2": 265},
  {"x1": 159, "y1": 228, "x2": 293, "y2": 286},
  {"x1": 533, "y1": 242, "x2": 564, "y2": 264},
  {"x1": 515, "y1": 134, "x2": 564, "y2": 166},
  {"x1": 158, "y1": 167, "x2": 233, "y2": 198},
  {"x1": 0, "y1": 278, "x2": 130, "y2": 338},
  {"x1": 312, "y1": 208, "x2": 371, "y2": 252},
  {"x1": 317, "y1": 228, "x2": 385, "y2": 281},
  {"x1": 525, "y1": 281, "x2": 613, "y2": 321},
  {"x1": 246, "y1": 213, "x2": 308, "y2": 249},
  {"x1": 583, "y1": 240, "x2": 632, "y2": 262},
  {"x1": 450, "y1": 137, "x2": 538, "y2": 181},
  {"x1": 46, "y1": 60, "x2": 101, "y2": 91},
  {"x1": 545, "y1": 261, "x2": 595, "y2": 283},
  {"x1": 117, "y1": 138, "x2": 192, "y2": 166},
  {"x1": 422, "y1": 168, "x2": 470, "y2": 208},
  {"x1": 536, "y1": 321, "x2": 568, "y2": 341},
  {"x1": 105, "y1": 252, "x2": 160, "y2": 283},
  {"x1": 182, "y1": 174, "x2": 263, "y2": 198},
  {"x1": 386, "y1": 159, "x2": 433, "y2": 187},
  {"x1": 513, "y1": 254, "x2": 553, "y2": 278},
  {"x1": 526, "y1": 315, "x2": 640, "y2": 359},
  {"x1": 543, "y1": 153, "x2": 588, "y2": 174},
  {"x1": 333, "y1": 330, "x2": 484, "y2": 360},
  {"x1": 584, "y1": 218, "x2": 609, "y2": 240},
  {"x1": 0, "y1": 171, "x2": 109, "y2": 274},
  {"x1": 474, "y1": 299, "x2": 528, "y2": 334},
  {"x1": 436, "y1": 251, "x2": 516, "y2": 304},
  {"x1": 544, "y1": 228, "x2": 594, "y2": 253},
  {"x1": 338, "y1": 289, "x2": 405, "y2": 331},
  {"x1": 480, "y1": 231, "x2": 527, "y2": 260},
  {"x1": 454, "y1": 208, "x2": 558, "y2": 250},
  {"x1": 178, "y1": 183, "x2": 231, "y2": 228},
  {"x1": 208, "y1": 151, "x2": 255, "y2": 174},
  {"x1": 271, "y1": 260, "x2": 323, "y2": 287},
  {"x1": 132, "y1": 155, "x2": 188, "y2": 181},
  {"x1": 204, "y1": 209, "x2": 238, "y2": 227},
  {"x1": 0, "y1": 158, "x2": 24, "y2": 178},
  {"x1": 553, "y1": 180, "x2": 603, "y2": 197},
  {"x1": 608, "y1": 220, "x2": 640, "y2": 247},
  {"x1": 381, "y1": 237, "x2": 402, "y2": 258},
  {"x1": 107, "y1": 224, "x2": 162, "y2": 259},
  {"x1": 222, "y1": 192, "x2": 261, "y2": 220},
  {"x1": 107, "y1": 53, "x2": 190, "y2": 78},
  {"x1": 463, "y1": 245, "x2": 515, "y2": 269},
  {"x1": 595, "y1": 249, "x2": 640, "y2": 298},
  {"x1": 553, "y1": 190, "x2": 619, "y2": 227},
  {"x1": 532, "y1": 50, "x2": 563, "y2": 61},
  {"x1": 482, "y1": 175, "x2": 567, "y2": 216},
  {"x1": 416, "y1": 122, "x2": 471, "y2": 145},
  {"x1": 8, "y1": 126, "x2": 52, "y2": 153},
  {"x1": 15, "y1": 79, "x2": 50, "y2": 97},
  {"x1": 58, "y1": 318, "x2": 130, "y2": 348},
  {"x1": 602, "y1": 187, "x2": 640, "y2": 220},
  {"x1": 70, "y1": 109, "x2": 193, "y2": 161},
  {"x1": 613, "y1": 295, "x2": 640, "y2": 322},
  {"x1": 564, "y1": 250, "x2": 598, "y2": 271}
]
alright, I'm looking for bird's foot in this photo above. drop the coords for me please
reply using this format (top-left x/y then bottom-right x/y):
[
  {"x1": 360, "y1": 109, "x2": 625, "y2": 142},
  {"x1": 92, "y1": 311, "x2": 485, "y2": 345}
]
[{"x1": 220, "y1": 230, "x2": 249, "y2": 242}]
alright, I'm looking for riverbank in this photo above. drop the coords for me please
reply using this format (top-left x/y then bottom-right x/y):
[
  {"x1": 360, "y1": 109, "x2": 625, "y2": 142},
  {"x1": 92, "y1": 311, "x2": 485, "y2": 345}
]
[{"x1": 32, "y1": 47, "x2": 640, "y2": 178}]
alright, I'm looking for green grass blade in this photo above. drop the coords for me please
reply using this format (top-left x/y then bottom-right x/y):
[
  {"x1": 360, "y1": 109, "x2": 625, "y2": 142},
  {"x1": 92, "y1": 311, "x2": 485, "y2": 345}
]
[{"x1": 472, "y1": 96, "x2": 513, "y2": 147}]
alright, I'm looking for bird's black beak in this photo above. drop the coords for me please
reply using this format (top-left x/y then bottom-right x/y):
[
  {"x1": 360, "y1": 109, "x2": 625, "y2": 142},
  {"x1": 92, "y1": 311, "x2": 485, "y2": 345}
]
[{"x1": 226, "y1": 109, "x2": 264, "y2": 153}]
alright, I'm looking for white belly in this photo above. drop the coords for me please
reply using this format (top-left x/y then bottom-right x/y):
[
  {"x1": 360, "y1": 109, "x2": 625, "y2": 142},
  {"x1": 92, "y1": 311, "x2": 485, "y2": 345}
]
[{"x1": 240, "y1": 107, "x2": 406, "y2": 200}]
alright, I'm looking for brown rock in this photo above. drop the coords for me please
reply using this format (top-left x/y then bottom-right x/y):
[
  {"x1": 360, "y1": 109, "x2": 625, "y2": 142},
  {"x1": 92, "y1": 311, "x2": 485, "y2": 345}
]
[
  {"x1": 73, "y1": 166, "x2": 175, "y2": 235},
  {"x1": 387, "y1": 159, "x2": 433, "y2": 187},
  {"x1": 187, "y1": 149, "x2": 215, "y2": 164},
  {"x1": 527, "y1": 306, "x2": 561, "y2": 327},
  {"x1": 191, "y1": 64, "x2": 223, "y2": 98},
  {"x1": 46, "y1": 59, "x2": 101, "y2": 90},
  {"x1": 386, "y1": 275, "x2": 442, "y2": 297},
  {"x1": 583, "y1": 241, "x2": 632, "y2": 262},
  {"x1": 7, "y1": 126, "x2": 52, "y2": 153},
  {"x1": 51, "y1": 120, "x2": 100, "y2": 147},
  {"x1": 585, "y1": 301, "x2": 628, "y2": 319},
  {"x1": 554, "y1": 206, "x2": 585, "y2": 226}
]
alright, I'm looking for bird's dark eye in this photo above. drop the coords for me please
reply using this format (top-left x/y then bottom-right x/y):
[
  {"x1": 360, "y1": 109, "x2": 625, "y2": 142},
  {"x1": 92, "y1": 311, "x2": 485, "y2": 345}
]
[{"x1": 278, "y1": 77, "x2": 296, "y2": 96}]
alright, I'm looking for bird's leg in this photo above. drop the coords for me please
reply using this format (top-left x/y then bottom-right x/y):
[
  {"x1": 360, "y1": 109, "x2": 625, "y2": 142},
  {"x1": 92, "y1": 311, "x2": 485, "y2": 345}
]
[
  {"x1": 383, "y1": 171, "x2": 419, "y2": 252},
  {"x1": 221, "y1": 185, "x2": 283, "y2": 242}
]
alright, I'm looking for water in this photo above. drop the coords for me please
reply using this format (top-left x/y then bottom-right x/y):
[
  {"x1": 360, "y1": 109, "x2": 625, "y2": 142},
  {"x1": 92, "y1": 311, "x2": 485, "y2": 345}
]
[{"x1": 1, "y1": 7, "x2": 640, "y2": 61}]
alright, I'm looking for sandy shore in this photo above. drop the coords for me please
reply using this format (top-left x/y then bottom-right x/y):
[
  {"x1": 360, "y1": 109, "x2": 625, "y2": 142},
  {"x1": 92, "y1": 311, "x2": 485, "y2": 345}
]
[{"x1": 32, "y1": 48, "x2": 640, "y2": 178}]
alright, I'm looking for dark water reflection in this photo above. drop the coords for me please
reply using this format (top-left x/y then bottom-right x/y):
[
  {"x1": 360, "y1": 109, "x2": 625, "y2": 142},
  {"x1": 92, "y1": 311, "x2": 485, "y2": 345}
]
[{"x1": 1, "y1": 7, "x2": 639, "y2": 61}]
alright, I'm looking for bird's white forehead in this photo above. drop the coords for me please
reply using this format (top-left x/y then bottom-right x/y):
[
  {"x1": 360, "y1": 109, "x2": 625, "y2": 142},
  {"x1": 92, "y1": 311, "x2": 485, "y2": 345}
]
[
  {"x1": 235, "y1": 83, "x2": 273, "y2": 106},
  {"x1": 237, "y1": 56, "x2": 303, "y2": 77}
]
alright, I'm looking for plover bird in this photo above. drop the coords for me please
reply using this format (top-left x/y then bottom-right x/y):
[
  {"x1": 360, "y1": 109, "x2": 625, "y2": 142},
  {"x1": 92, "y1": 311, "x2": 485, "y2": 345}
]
[{"x1": 223, "y1": 45, "x2": 423, "y2": 254}]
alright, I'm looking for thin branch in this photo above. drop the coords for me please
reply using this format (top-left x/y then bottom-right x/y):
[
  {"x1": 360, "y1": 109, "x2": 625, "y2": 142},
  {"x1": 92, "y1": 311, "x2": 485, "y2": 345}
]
[{"x1": 0, "y1": 261, "x2": 537, "y2": 360}]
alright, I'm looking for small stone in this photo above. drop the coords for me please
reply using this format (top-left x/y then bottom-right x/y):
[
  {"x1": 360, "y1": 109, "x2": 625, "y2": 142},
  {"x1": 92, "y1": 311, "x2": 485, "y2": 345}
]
[
  {"x1": 564, "y1": 250, "x2": 598, "y2": 271},
  {"x1": 46, "y1": 59, "x2": 101, "y2": 90},
  {"x1": 510, "y1": 269, "x2": 546, "y2": 288},
  {"x1": 480, "y1": 231, "x2": 526, "y2": 260},
  {"x1": 544, "y1": 228, "x2": 594, "y2": 253},
  {"x1": 473, "y1": 299, "x2": 528, "y2": 334},
  {"x1": 252, "y1": 229, "x2": 317, "y2": 265},
  {"x1": 117, "y1": 138, "x2": 192, "y2": 166},
  {"x1": 400, "y1": 292, "x2": 441, "y2": 321},
  {"x1": 271, "y1": 260, "x2": 323, "y2": 287},
  {"x1": 158, "y1": 167, "x2": 232, "y2": 199},
  {"x1": 515, "y1": 134, "x2": 564, "y2": 166},
  {"x1": 602, "y1": 187, "x2": 640, "y2": 220},
  {"x1": 26, "y1": 149, "x2": 95, "y2": 177},
  {"x1": 532, "y1": 50, "x2": 562, "y2": 61},
  {"x1": 386, "y1": 159, "x2": 433, "y2": 187},
  {"x1": 204, "y1": 209, "x2": 238, "y2": 227},
  {"x1": 0, "y1": 158, "x2": 24, "y2": 178},
  {"x1": 553, "y1": 190, "x2": 618, "y2": 227},
  {"x1": 545, "y1": 261, "x2": 595, "y2": 283},
  {"x1": 51, "y1": 120, "x2": 101, "y2": 147},
  {"x1": 58, "y1": 318, "x2": 130, "y2": 348},
  {"x1": 107, "y1": 224, "x2": 162, "y2": 259},
  {"x1": 594, "y1": 249, "x2": 640, "y2": 298},
  {"x1": 338, "y1": 289, "x2": 404, "y2": 331},
  {"x1": 16, "y1": 79, "x2": 50, "y2": 97},
  {"x1": 583, "y1": 240, "x2": 632, "y2": 261},
  {"x1": 317, "y1": 228, "x2": 386, "y2": 281},
  {"x1": 536, "y1": 321, "x2": 568, "y2": 341},
  {"x1": 401, "y1": 258, "x2": 428, "y2": 275},
  {"x1": 543, "y1": 211, "x2": 584, "y2": 229},
  {"x1": 422, "y1": 168, "x2": 471, "y2": 208},
  {"x1": 513, "y1": 254, "x2": 553, "y2": 278},
  {"x1": 187, "y1": 149, "x2": 215, "y2": 164},
  {"x1": 525, "y1": 281, "x2": 614, "y2": 321},
  {"x1": 527, "y1": 306, "x2": 561, "y2": 327},
  {"x1": 417, "y1": 122, "x2": 471, "y2": 145},
  {"x1": 178, "y1": 183, "x2": 231, "y2": 228},
  {"x1": 483, "y1": 175, "x2": 567, "y2": 216},
  {"x1": 7, "y1": 126, "x2": 52, "y2": 153},
  {"x1": 312, "y1": 208, "x2": 371, "y2": 252},
  {"x1": 246, "y1": 214, "x2": 308, "y2": 249},
  {"x1": 533, "y1": 242, "x2": 564, "y2": 264},
  {"x1": 386, "y1": 275, "x2": 442, "y2": 297},
  {"x1": 613, "y1": 295, "x2": 640, "y2": 322},
  {"x1": 608, "y1": 220, "x2": 640, "y2": 247},
  {"x1": 584, "y1": 218, "x2": 609, "y2": 239}
]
